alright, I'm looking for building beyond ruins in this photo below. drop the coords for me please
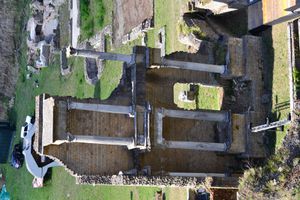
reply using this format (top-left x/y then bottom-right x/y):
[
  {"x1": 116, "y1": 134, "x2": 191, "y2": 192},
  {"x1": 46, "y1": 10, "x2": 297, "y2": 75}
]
[
  {"x1": 32, "y1": 33, "x2": 269, "y2": 187},
  {"x1": 193, "y1": 0, "x2": 300, "y2": 31},
  {"x1": 248, "y1": 0, "x2": 300, "y2": 31}
]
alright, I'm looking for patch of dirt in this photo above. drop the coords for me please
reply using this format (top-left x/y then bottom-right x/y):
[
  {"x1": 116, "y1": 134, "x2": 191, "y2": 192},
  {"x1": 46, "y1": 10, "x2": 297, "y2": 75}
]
[
  {"x1": 113, "y1": 0, "x2": 153, "y2": 46},
  {"x1": 211, "y1": 188, "x2": 237, "y2": 200}
]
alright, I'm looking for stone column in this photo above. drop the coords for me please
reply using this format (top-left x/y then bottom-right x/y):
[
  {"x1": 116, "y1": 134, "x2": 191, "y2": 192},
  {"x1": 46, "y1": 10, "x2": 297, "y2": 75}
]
[
  {"x1": 68, "y1": 101, "x2": 133, "y2": 115},
  {"x1": 67, "y1": 134, "x2": 135, "y2": 149},
  {"x1": 165, "y1": 141, "x2": 227, "y2": 152},
  {"x1": 69, "y1": 47, "x2": 133, "y2": 63},
  {"x1": 167, "y1": 172, "x2": 226, "y2": 178},
  {"x1": 162, "y1": 108, "x2": 229, "y2": 122},
  {"x1": 160, "y1": 58, "x2": 226, "y2": 74}
]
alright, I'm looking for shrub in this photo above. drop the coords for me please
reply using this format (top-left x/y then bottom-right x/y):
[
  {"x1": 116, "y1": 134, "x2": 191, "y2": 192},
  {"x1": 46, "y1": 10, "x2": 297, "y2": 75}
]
[
  {"x1": 80, "y1": 0, "x2": 106, "y2": 40},
  {"x1": 94, "y1": 0, "x2": 105, "y2": 28},
  {"x1": 177, "y1": 20, "x2": 208, "y2": 41},
  {"x1": 293, "y1": 68, "x2": 300, "y2": 95}
]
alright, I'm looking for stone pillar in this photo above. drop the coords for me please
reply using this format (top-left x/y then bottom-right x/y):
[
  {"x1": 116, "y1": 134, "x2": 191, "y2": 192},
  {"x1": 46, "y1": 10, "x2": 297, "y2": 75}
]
[
  {"x1": 154, "y1": 108, "x2": 229, "y2": 152},
  {"x1": 68, "y1": 101, "x2": 133, "y2": 115},
  {"x1": 165, "y1": 141, "x2": 227, "y2": 152},
  {"x1": 162, "y1": 108, "x2": 229, "y2": 122},
  {"x1": 69, "y1": 47, "x2": 133, "y2": 63},
  {"x1": 160, "y1": 58, "x2": 226, "y2": 74},
  {"x1": 68, "y1": 134, "x2": 135, "y2": 149},
  {"x1": 155, "y1": 110, "x2": 164, "y2": 144}
]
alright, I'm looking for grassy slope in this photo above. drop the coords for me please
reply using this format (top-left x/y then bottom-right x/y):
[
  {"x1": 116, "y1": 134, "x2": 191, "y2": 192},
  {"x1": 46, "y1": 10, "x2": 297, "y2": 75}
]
[
  {"x1": 174, "y1": 83, "x2": 222, "y2": 110},
  {"x1": 271, "y1": 23, "x2": 290, "y2": 148},
  {"x1": 147, "y1": 0, "x2": 188, "y2": 54},
  {"x1": 80, "y1": 0, "x2": 113, "y2": 41},
  {"x1": 91, "y1": 0, "x2": 113, "y2": 32}
]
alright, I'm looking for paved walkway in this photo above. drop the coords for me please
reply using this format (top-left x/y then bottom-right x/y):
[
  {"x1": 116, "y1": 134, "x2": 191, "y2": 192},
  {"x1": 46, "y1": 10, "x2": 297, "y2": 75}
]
[{"x1": 70, "y1": 0, "x2": 80, "y2": 47}]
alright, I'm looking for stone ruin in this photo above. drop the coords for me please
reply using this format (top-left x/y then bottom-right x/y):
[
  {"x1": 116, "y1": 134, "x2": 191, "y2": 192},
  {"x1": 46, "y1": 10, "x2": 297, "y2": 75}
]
[
  {"x1": 26, "y1": 0, "x2": 64, "y2": 70},
  {"x1": 122, "y1": 18, "x2": 154, "y2": 45}
]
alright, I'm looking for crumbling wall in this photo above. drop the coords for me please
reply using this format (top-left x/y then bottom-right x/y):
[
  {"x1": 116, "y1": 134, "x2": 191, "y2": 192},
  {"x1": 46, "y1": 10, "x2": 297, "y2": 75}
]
[
  {"x1": 0, "y1": 0, "x2": 19, "y2": 120},
  {"x1": 77, "y1": 175, "x2": 205, "y2": 187},
  {"x1": 77, "y1": 174, "x2": 239, "y2": 188}
]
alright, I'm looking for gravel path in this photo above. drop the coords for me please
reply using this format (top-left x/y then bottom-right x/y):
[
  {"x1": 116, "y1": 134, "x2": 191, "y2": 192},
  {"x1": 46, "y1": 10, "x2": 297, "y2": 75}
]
[{"x1": 70, "y1": 0, "x2": 80, "y2": 47}]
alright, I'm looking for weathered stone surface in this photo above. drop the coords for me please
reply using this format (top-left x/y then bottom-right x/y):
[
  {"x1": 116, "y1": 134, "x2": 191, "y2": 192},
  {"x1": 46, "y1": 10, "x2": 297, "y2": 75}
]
[{"x1": 76, "y1": 175, "x2": 204, "y2": 187}]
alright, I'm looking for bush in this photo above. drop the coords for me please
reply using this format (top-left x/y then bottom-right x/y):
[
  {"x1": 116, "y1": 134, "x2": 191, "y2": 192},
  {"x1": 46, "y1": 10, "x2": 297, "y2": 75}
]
[
  {"x1": 238, "y1": 146, "x2": 295, "y2": 199},
  {"x1": 80, "y1": 0, "x2": 106, "y2": 40},
  {"x1": 94, "y1": 0, "x2": 105, "y2": 28},
  {"x1": 177, "y1": 20, "x2": 208, "y2": 40},
  {"x1": 293, "y1": 68, "x2": 300, "y2": 95}
]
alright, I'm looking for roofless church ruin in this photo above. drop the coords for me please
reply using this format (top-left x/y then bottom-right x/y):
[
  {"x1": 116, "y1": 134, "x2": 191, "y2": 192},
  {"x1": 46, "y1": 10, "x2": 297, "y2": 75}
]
[{"x1": 33, "y1": 32, "x2": 268, "y2": 187}]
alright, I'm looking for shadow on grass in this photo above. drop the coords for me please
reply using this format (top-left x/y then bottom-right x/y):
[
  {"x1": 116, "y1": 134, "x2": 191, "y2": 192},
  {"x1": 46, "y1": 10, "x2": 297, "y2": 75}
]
[
  {"x1": 208, "y1": 7, "x2": 249, "y2": 37},
  {"x1": 260, "y1": 27, "x2": 277, "y2": 155},
  {"x1": 94, "y1": 81, "x2": 101, "y2": 98}
]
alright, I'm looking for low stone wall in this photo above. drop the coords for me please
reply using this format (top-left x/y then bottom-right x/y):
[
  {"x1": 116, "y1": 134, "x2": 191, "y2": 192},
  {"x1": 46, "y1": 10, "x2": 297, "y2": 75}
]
[
  {"x1": 122, "y1": 19, "x2": 154, "y2": 45},
  {"x1": 76, "y1": 174, "x2": 205, "y2": 187}
]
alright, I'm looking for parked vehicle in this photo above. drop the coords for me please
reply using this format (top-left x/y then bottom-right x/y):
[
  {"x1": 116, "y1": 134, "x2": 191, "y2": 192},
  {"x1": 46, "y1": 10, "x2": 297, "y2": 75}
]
[
  {"x1": 11, "y1": 116, "x2": 34, "y2": 169},
  {"x1": 11, "y1": 144, "x2": 23, "y2": 169},
  {"x1": 20, "y1": 116, "x2": 34, "y2": 139}
]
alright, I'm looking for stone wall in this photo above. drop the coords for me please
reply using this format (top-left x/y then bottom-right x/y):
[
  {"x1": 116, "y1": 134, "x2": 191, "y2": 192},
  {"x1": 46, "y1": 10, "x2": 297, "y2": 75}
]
[
  {"x1": 76, "y1": 174, "x2": 239, "y2": 188},
  {"x1": 0, "y1": 0, "x2": 19, "y2": 120},
  {"x1": 76, "y1": 175, "x2": 205, "y2": 187}
]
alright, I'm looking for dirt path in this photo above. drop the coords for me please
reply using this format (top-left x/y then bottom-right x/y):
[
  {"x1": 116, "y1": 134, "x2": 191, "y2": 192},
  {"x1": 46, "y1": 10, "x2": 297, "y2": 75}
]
[{"x1": 113, "y1": 0, "x2": 153, "y2": 46}]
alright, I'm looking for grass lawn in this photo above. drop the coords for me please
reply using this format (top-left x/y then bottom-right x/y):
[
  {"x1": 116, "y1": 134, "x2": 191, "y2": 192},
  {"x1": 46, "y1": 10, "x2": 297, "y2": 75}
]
[
  {"x1": 269, "y1": 23, "x2": 290, "y2": 148},
  {"x1": 174, "y1": 83, "x2": 222, "y2": 110},
  {"x1": 80, "y1": 0, "x2": 113, "y2": 41},
  {"x1": 148, "y1": 0, "x2": 188, "y2": 54}
]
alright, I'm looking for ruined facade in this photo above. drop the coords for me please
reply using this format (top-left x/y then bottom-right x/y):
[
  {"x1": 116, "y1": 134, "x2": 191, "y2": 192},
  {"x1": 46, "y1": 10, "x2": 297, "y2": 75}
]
[{"x1": 33, "y1": 33, "x2": 268, "y2": 187}]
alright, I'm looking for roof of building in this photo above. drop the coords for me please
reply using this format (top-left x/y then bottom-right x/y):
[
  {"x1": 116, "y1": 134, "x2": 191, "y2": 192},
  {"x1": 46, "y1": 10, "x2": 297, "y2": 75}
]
[
  {"x1": 42, "y1": 97, "x2": 55, "y2": 146},
  {"x1": 248, "y1": 0, "x2": 299, "y2": 30}
]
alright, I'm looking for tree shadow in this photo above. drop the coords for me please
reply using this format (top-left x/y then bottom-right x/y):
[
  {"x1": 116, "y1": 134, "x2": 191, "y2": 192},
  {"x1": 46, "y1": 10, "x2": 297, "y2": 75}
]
[{"x1": 260, "y1": 27, "x2": 277, "y2": 154}]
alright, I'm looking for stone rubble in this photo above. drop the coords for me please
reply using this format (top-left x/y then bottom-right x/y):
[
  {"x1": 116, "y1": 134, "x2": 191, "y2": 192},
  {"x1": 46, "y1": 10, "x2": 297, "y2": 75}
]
[
  {"x1": 77, "y1": 174, "x2": 205, "y2": 187},
  {"x1": 26, "y1": 0, "x2": 64, "y2": 69},
  {"x1": 78, "y1": 25, "x2": 113, "y2": 84}
]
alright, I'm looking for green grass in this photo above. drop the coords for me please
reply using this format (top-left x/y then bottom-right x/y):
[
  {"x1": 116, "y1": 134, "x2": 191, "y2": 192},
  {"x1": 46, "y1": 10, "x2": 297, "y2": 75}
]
[
  {"x1": 173, "y1": 83, "x2": 222, "y2": 110},
  {"x1": 5, "y1": 166, "x2": 163, "y2": 200},
  {"x1": 80, "y1": 0, "x2": 113, "y2": 41},
  {"x1": 270, "y1": 23, "x2": 290, "y2": 148},
  {"x1": 154, "y1": 0, "x2": 188, "y2": 54},
  {"x1": 146, "y1": 29, "x2": 156, "y2": 48},
  {"x1": 177, "y1": 20, "x2": 208, "y2": 40},
  {"x1": 293, "y1": 67, "x2": 300, "y2": 94}
]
